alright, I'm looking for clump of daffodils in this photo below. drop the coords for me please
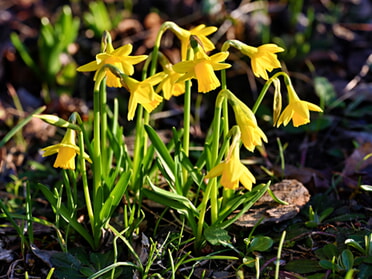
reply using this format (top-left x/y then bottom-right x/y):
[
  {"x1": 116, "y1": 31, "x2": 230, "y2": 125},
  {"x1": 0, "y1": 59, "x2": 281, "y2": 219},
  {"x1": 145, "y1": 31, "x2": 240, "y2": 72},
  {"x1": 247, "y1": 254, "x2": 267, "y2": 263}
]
[{"x1": 44, "y1": 21, "x2": 322, "y2": 192}]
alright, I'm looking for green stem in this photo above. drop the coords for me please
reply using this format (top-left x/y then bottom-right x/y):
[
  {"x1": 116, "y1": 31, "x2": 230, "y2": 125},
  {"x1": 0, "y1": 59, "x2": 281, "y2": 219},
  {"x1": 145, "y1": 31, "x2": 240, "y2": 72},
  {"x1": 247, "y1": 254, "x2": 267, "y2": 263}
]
[
  {"x1": 93, "y1": 79, "x2": 102, "y2": 196},
  {"x1": 100, "y1": 78, "x2": 108, "y2": 177},
  {"x1": 131, "y1": 105, "x2": 144, "y2": 192},
  {"x1": 211, "y1": 92, "x2": 224, "y2": 165},
  {"x1": 195, "y1": 179, "x2": 213, "y2": 252},
  {"x1": 182, "y1": 47, "x2": 193, "y2": 182},
  {"x1": 275, "y1": 230, "x2": 286, "y2": 279},
  {"x1": 252, "y1": 72, "x2": 287, "y2": 114},
  {"x1": 62, "y1": 170, "x2": 74, "y2": 214},
  {"x1": 78, "y1": 129, "x2": 96, "y2": 248},
  {"x1": 183, "y1": 79, "x2": 191, "y2": 157},
  {"x1": 142, "y1": 57, "x2": 152, "y2": 157},
  {"x1": 107, "y1": 98, "x2": 118, "y2": 168}
]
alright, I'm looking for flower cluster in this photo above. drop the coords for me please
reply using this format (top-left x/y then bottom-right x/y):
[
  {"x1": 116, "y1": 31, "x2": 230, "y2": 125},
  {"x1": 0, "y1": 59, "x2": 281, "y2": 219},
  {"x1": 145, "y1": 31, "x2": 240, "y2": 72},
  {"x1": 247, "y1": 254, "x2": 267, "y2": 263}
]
[{"x1": 42, "y1": 21, "x2": 322, "y2": 189}]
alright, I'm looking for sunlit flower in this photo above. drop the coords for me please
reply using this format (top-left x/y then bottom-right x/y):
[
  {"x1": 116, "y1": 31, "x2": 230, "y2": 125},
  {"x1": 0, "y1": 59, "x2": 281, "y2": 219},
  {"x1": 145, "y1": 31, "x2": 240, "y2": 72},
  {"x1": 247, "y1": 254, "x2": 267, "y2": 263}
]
[
  {"x1": 173, "y1": 48, "x2": 230, "y2": 93},
  {"x1": 77, "y1": 42, "x2": 147, "y2": 88},
  {"x1": 205, "y1": 142, "x2": 255, "y2": 190},
  {"x1": 240, "y1": 44, "x2": 284, "y2": 80},
  {"x1": 276, "y1": 82, "x2": 323, "y2": 127},
  {"x1": 156, "y1": 63, "x2": 185, "y2": 100},
  {"x1": 228, "y1": 93, "x2": 267, "y2": 152},
  {"x1": 42, "y1": 128, "x2": 92, "y2": 170},
  {"x1": 172, "y1": 24, "x2": 217, "y2": 60},
  {"x1": 121, "y1": 73, "x2": 166, "y2": 120}
]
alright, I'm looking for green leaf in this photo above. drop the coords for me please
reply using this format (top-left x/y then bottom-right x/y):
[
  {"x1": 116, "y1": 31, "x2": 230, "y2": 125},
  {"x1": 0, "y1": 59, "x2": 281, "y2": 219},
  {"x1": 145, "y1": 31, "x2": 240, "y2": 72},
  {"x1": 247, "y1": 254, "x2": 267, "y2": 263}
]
[
  {"x1": 361, "y1": 256, "x2": 372, "y2": 264},
  {"x1": 10, "y1": 32, "x2": 40, "y2": 76},
  {"x1": 0, "y1": 106, "x2": 46, "y2": 148},
  {"x1": 345, "y1": 238, "x2": 365, "y2": 254},
  {"x1": 99, "y1": 171, "x2": 131, "y2": 223},
  {"x1": 318, "y1": 259, "x2": 336, "y2": 270},
  {"x1": 143, "y1": 178, "x2": 198, "y2": 217},
  {"x1": 34, "y1": 114, "x2": 81, "y2": 130},
  {"x1": 248, "y1": 236, "x2": 273, "y2": 252},
  {"x1": 340, "y1": 249, "x2": 354, "y2": 270},
  {"x1": 204, "y1": 226, "x2": 230, "y2": 246},
  {"x1": 314, "y1": 76, "x2": 337, "y2": 107},
  {"x1": 319, "y1": 207, "x2": 334, "y2": 222},
  {"x1": 267, "y1": 187, "x2": 288, "y2": 205},
  {"x1": 285, "y1": 259, "x2": 325, "y2": 273},
  {"x1": 51, "y1": 252, "x2": 85, "y2": 279},
  {"x1": 361, "y1": 185, "x2": 372, "y2": 191},
  {"x1": 145, "y1": 124, "x2": 175, "y2": 175},
  {"x1": 315, "y1": 244, "x2": 338, "y2": 260}
]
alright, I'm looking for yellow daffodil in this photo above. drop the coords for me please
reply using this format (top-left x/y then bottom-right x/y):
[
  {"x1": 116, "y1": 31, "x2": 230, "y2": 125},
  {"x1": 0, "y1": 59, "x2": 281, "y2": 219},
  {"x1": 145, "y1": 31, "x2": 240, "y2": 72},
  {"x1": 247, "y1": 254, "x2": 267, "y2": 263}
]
[
  {"x1": 121, "y1": 73, "x2": 166, "y2": 120},
  {"x1": 205, "y1": 141, "x2": 255, "y2": 190},
  {"x1": 42, "y1": 128, "x2": 92, "y2": 170},
  {"x1": 276, "y1": 82, "x2": 323, "y2": 127},
  {"x1": 156, "y1": 63, "x2": 185, "y2": 100},
  {"x1": 173, "y1": 48, "x2": 230, "y2": 93},
  {"x1": 227, "y1": 92, "x2": 267, "y2": 152},
  {"x1": 240, "y1": 44, "x2": 284, "y2": 80},
  {"x1": 77, "y1": 43, "x2": 147, "y2": 88},
  {"x1": 171, "y1": 24, "x2": 217, "y2": 60}
]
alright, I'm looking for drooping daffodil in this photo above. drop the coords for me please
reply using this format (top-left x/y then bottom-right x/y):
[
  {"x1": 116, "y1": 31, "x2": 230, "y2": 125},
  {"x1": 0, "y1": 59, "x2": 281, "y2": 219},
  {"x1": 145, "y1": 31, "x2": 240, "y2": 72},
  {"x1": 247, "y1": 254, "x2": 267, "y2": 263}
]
[
  {"x1": 121, "y1": 72, "x2": 166, "y2": 120},
  {"x1": 42, "y1": 128, "x2": 92, "y2": 170},
  {"x1": 205, "y1": 135, "x2": 255, "y2": 190},
  {"x1": 226, "y1": 90, "x2": 268, "y2": 152},
  {"x1": 77, "y1": 38, "x2": 147, "y2": 88},
  {"x1": 240, "y1": 43, "x2": 284, "y2": 80},
  {"x1": 276, "y1": 81, "x2": 323, "y2": 127},
  {"x1": 173, "y1": 47, "x2": 230, "y2": 93}
]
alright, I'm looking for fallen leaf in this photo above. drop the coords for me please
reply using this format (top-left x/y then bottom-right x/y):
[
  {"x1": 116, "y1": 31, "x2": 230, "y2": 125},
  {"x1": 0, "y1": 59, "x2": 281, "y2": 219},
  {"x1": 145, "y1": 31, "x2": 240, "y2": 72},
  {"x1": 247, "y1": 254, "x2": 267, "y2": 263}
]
[{"x1": 233, "y1": 179, "x2": 310, "y2": 227}]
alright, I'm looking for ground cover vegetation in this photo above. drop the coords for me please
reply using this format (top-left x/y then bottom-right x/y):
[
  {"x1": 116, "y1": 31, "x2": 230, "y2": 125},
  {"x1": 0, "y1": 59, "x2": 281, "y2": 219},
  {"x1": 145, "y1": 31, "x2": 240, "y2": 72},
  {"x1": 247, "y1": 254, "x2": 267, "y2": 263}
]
[{"x1": 1, "y1": 0, "x2": 372, "y2": 278}]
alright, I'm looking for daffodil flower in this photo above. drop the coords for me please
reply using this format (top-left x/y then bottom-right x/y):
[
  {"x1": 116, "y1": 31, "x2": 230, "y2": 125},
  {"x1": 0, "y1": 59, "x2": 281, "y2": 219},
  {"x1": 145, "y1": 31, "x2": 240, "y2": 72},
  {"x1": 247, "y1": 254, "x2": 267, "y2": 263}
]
[
  {"x1": 77, "y1": 42, "x2": 147, "y2": 88},
  {"x1": 172, "y1": 24, "x2": 217, "y2": 60},
  {"x1": 240, "y1": 44, "x2": 284, "y2": 80},
  {"x1": 173, "y1": 48, "x2": 230, "y2": 93},
  {"x1": 156, "y1": 63, "x2": 185, "y2": 100},
  {"x1": 42, "y1": 128, "x2": 92, "y2": 170},
  {"x1": 205, "y1": 140, "x2": 255, "y2": 190},
  {"x1": 276, "y1": 82, "x2": 323, "y2": 127},
  {"x1": 121, "y1": 73, "x2": 166, "y2": 120},
  {"x1": 227, "y1": 91, "x2": 267, "y2": 152}
]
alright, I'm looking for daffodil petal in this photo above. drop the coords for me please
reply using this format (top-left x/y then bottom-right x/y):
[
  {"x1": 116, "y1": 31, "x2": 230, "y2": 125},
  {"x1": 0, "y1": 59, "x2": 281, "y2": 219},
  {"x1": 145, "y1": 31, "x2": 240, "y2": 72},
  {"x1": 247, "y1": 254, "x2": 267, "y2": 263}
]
[
  {"x1": 240, "y1": 167, "x2": 256, "y2": 191},
  {"x1": 113, "y1": 44, "x2": 133, "y2": 56},
  {"x1": 306, "y1": 102, "x2": 323, "y2": 112},
  {"x1": 173, "y1": 61, "x2": 196, "y2": 73},
  {"x1": 77, "y1": 61, "x2": 99, "y2": 72},
  {"x1": 210, "y1": 52, "x2": 229, "y2": 62},
  {"x1": 205, "y1": 163, "x2": 225, "y2": 179}
]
